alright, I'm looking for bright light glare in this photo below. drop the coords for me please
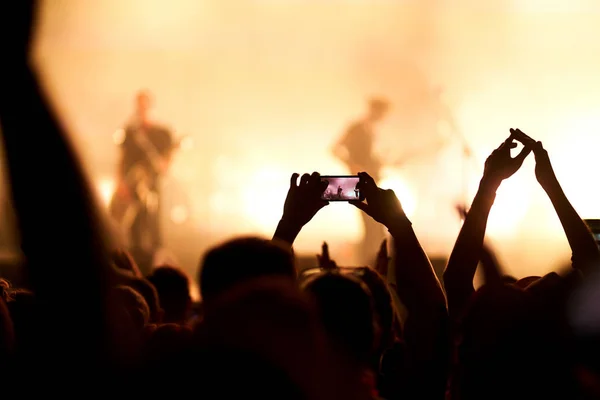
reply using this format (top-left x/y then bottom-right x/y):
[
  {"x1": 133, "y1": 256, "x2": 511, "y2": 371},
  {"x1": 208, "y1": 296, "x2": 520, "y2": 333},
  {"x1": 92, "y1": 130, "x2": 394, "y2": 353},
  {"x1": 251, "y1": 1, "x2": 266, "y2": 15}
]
[
  {"x1": 240, "y1": 168, "x2": 288, "y2": 236},
  {"x1": 485, "y1": 176, "x2": 532, "y2": 236},
  {"x1": 97, "y1": 178, "x2": 115, "y2": 206},
  {"x1": 379, "y1": 175, "x2": 417, "y2": 218},
  {"x1": 548, "y1": 113, "x2": 600, "y2": 219}
]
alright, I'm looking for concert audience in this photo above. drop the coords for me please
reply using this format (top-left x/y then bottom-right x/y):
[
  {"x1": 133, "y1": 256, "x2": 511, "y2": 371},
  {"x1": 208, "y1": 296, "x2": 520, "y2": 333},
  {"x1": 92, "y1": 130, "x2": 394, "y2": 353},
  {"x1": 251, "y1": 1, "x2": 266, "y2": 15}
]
[{"x1": 1, "y1": 2, "x2": 600, "y2": 399}]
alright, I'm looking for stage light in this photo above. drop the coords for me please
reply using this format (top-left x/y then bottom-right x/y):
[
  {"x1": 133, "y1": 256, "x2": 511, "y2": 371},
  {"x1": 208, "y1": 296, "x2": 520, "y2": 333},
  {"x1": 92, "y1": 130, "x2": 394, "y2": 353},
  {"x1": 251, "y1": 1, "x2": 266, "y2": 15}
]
[
  {"x1": 240, "y1": 168, "x2": 288, "y2": 236},
  {"x1": 97, "y1": 178, "x2": 115, "y2": 206},
  {"x1": 485, "y1": 175, "x2": 532, "y2": 237},
  {"x1": 379, "y1": 175, "x2": 417, "y2": 218}
]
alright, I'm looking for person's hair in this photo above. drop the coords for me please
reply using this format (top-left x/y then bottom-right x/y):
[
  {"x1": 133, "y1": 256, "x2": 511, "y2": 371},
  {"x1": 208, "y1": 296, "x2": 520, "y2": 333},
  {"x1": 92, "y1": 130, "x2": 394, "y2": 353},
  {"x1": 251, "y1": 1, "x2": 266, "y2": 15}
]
[
  {"x1": 198, "y1": 236, "x2": 296, "y2": 304},
  {"x1": 147, "y1": 266, "x2": 192, "y2": 323},
  {"x1": 302, "y1": 272, "x2": 377, "y2": 366}
]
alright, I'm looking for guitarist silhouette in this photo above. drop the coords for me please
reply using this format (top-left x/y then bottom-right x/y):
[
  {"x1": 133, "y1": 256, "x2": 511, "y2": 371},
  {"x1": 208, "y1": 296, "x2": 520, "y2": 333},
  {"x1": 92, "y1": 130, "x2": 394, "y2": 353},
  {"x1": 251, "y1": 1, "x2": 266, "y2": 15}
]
[
  {"x1": 110, "y1": 90, "x2": 175, "y2": 273},
  {"x1": 333, "y1": 97, "x2": 389, "y2": 265}
]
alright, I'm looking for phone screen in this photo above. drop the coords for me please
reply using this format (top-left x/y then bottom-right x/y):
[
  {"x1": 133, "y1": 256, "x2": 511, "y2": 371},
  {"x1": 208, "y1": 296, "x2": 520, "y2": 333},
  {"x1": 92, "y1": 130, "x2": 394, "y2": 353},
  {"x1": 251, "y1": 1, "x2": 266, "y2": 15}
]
[{"x1": 320, "y1": 175, "x2": 364, "y2": 201}]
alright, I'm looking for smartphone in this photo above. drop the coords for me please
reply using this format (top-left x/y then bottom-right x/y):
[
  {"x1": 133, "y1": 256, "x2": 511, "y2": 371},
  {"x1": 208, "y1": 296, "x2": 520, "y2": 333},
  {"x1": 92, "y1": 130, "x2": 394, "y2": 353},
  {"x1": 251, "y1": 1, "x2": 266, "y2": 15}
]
[{"x1": 320, "y1": 175, "x2": 364, "y2": 201}]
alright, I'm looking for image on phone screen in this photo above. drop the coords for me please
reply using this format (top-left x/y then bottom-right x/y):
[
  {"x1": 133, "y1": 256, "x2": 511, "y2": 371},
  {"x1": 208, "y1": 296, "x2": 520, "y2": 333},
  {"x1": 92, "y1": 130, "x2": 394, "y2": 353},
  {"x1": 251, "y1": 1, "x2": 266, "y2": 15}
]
[{"x1": 320, "y1": 176, "x2": 363, "y2": 201}]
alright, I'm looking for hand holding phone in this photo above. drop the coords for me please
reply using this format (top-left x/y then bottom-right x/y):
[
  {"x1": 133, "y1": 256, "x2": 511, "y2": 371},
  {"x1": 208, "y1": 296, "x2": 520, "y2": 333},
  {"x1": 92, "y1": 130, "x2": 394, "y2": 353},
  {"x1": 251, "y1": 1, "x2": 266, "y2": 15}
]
[{"x1": 320, "y1": 175, "x2": 364, "y2": 201}]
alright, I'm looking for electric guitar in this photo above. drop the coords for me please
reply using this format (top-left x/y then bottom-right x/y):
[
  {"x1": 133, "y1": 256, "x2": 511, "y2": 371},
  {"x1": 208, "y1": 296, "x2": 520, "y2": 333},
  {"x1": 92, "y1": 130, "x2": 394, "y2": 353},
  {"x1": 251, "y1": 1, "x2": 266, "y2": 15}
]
[{"x1": 109, "y1": 133, "x2": 189, "y2": 230}]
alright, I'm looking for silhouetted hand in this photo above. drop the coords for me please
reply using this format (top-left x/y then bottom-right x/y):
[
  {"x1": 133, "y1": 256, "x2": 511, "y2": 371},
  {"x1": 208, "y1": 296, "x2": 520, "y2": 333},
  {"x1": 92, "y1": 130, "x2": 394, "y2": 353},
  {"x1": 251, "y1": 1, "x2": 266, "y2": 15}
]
[
  {"x1": 350, "y1": 172, "x2": 404, "y2": 228},
  {"x1": 375, "y1": 239, "x2": 389, "y2": 277},
  {"x1": 281, "y1": 172, "x2": 329, "y2": 229},
  {"x1": 317, "y1": 242, "x2": 337, "y2": 270},
  {"x1": 0, "y1": 0, "x2": 37, "y2": 65},
  {"x1": 482, "y1": 133, "x2": 531, "y2": 186},
  {"x1": 510, "y1": 128, "x2": 558, "y2": 190}
]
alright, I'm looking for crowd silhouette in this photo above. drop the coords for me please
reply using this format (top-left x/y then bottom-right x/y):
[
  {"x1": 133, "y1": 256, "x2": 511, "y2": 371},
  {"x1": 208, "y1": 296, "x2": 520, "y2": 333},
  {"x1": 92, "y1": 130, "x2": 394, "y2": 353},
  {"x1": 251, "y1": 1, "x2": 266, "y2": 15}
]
[{"x1": 0, "y1": 2, "x2": 600, "y2": 399}]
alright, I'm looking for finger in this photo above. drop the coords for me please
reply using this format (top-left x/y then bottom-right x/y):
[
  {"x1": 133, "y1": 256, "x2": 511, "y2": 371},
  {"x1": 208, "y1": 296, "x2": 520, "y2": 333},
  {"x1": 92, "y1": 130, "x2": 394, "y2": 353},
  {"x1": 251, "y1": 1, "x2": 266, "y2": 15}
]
[
  {"x1": 322, "y1": 241, "x2": 329, "y2": 258},
  {"x1": 534, "y1": 140, "x2": 545, "y2": 151},
  {"x1": 501, "y1": 136, "x2": 515, "y2": 148},
  {"x1": 496, "y1": 139, "x2": 510, "y2": 151},
  {"x1": 300, "y1": 173, "x2": 310, "y2": 186},
  {"x1": 379, "y1": 239, "x2": 388, "y2": 255},
  {"x1": 318, "y1": 176, "x2": 329, "y2": 193},
  {"x1": 358, "y1": 171, "x2": 377, "y2": 187},
  {"x1": 357, "y1": 172, "x2": 378, "y2": 197},
  {"x1": 512, "y1": 129, "x2": 536, "y2": 148},
  {"x1": 516, "y1": 129, "x2": 535, "y2": 142},
  {"x1": 309, "y1": 171, "x2": 320, "y2": 184},
  {"x1": 514, "y1": 145, "x2": 532, "y2": 164},
  {"x1": 290, "y1": 173, "x2": 299, "y2": 188}
]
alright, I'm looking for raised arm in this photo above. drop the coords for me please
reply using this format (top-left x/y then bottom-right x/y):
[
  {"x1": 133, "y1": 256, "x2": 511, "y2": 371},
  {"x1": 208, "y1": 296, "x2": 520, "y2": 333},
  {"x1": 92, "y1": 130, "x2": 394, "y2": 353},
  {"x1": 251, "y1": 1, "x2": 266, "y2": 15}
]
[
  {"x1": 456, "y1": 205, "x2": 503, "y2": 287},
  {"x1": 444, "y1": 135, "x2": 530, "y2": 319},
  {"x1": 0, "y1": 0, "x2": 115, "y2": 371},
  {"x1": 351, "y1": 172, "x2": 448, "y2": 397},
  {"x1": 352, "y1": 172, "x2": 444, "y2": 310},
  {"x1": 512, "y1": 129, "x2": 600, "y2": 275}
]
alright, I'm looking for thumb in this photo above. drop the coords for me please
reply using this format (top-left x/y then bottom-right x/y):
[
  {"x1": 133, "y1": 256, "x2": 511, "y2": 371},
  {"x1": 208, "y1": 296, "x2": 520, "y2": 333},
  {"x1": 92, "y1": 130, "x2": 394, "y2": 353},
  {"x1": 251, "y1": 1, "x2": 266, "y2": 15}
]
[{"x1": 514, "y1": 145, "x2": 532, "y2": 165}]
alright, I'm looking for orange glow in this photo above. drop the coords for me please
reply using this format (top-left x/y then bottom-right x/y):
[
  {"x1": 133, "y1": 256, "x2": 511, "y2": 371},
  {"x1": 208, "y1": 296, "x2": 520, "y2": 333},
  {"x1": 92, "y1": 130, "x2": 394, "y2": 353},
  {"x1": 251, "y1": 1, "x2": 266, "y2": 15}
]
[
  {"x1": 97, "y1": 178, "x2": 115, "y2": 207},
  {"x1": 379, "y1": 174, "x2": 417, "y2": 219},
  {"x1": 486, "y1": 173, "x2": 533, "y2": 237}
]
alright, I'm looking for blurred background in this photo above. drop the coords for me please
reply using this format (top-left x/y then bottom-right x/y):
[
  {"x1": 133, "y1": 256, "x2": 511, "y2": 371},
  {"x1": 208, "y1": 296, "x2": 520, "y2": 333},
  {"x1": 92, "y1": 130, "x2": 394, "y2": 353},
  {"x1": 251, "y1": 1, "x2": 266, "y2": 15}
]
[{"x1": 18, "y1": 0, "x2": 600, "y2": 289}]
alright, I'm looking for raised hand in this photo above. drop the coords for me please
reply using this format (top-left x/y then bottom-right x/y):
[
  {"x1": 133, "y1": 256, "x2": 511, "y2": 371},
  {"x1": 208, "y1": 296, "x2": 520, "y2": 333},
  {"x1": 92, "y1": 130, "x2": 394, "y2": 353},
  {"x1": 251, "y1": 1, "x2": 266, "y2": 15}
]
[
  {"x1": 0, "y1": 0, "x2": 37, "y2": 64},
  {"x1": 482, "y1": 134, "x2": 531, "y2": 186},
  {"x1": 510, "y1": 128, "x2": 558, "y2": 190},
  {"x1": 281, "y1": 172, "x2": 329, "y2": 229},
  {"x1": 350, "y1": 172, "x2": 404, "y2": 228},
  {"x1": 317, "y1": 242, "x2": 337, "y2": 270}
]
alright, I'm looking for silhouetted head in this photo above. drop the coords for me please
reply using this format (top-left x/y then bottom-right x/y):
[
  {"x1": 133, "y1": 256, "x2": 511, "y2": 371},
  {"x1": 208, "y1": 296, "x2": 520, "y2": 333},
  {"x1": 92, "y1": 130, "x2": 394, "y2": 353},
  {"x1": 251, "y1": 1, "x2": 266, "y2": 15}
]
[
  {"x1": 367, "y1": 97, "x2": 389, "y2": 122},
  {"x1": 194, "y1": 277, "x2": 368, "y2": 400},
  {"x1": 302, "y1": 272, "x2": 378, "y2": 367},
  {"x1": 198, "y1": 236, "x2": 296, "y2": 305},
  {"x1": 147, "y1": 266, "x2": 192, "y2": 324},
  {"x1": 451, "y1": 283, "x2": 573, "y2": 400},
  {"x1": 353, "y1": 266, "x2": 400, "y2": 348}
]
